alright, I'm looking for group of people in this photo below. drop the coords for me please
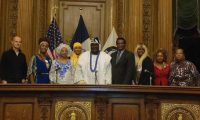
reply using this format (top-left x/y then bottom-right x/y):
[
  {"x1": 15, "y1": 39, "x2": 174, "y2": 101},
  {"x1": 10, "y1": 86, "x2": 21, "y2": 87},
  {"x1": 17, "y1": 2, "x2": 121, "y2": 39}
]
[{"x1": 0, "y1": 36, "x2": 200, "y2": 86}]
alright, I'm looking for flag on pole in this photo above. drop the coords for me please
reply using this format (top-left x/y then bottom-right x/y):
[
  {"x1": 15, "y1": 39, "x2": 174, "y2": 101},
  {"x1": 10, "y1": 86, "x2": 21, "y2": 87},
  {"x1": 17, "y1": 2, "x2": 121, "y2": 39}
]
[
  {"x1": 102, "y1": 27, "x2": 118, "y2": 54},
  {"x1": 70, "y1": 15, "x2": 91, "y2": 51},
  {"x1": 46, "y1": 17, "x2": 63, "y2": 59}
]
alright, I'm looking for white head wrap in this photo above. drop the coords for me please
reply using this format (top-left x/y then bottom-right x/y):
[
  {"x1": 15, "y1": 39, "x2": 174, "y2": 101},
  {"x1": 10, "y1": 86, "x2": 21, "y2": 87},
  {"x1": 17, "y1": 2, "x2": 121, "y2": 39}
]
[
  {"x1": 91, "y1": 37, "x2": 101, "y2": 50},
  {"x1": 56, "y1": 43, "x2": 72, "y2": 57},
  {"x1": 91, "y1": 37, "x2": 100, "y2": 44}
]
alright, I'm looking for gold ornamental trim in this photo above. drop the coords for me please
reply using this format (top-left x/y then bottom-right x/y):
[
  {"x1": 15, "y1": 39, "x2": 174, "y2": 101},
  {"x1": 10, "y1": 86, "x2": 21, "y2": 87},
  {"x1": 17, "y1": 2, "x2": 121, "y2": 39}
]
[
  {"x1": 161, "y1": 103, "x2": 200, "y2": 120},
  {"x1": 55, "y1": 100, "x2": 91, "y2": 120}
]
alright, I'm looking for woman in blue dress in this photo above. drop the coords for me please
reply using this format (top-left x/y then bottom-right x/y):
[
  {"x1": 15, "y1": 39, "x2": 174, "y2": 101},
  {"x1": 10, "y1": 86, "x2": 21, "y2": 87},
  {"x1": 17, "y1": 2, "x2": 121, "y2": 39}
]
[{"x1": 27, "y1": 37, "x2": 52, "y2": 83}]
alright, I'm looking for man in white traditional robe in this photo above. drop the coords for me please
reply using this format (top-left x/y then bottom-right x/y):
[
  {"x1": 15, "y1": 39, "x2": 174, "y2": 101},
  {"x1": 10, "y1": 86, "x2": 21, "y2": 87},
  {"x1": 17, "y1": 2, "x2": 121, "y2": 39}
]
[{"x1": 74, "y1": 37, "x2": 112, "y2": 85}]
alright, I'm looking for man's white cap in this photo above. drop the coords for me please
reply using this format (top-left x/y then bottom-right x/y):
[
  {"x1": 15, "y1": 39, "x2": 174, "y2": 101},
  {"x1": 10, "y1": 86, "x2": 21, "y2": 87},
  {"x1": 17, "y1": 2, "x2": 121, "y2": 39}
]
[{"x1": 91, "y1": 37, "x2": 100, "y2": 44}]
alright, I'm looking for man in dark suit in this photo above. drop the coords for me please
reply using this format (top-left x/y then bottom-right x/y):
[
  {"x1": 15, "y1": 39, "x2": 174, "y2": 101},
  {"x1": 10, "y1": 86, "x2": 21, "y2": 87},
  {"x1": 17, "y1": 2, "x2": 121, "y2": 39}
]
[{"x1": 111, "y1": 37, "x2": 135, "y2": 84}]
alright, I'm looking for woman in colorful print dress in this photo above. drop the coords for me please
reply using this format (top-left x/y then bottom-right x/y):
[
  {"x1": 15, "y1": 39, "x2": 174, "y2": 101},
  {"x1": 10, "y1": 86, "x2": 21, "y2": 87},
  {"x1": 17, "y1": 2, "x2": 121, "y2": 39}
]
[
  {"x1": 49, "y1": 43, "x2": 73, "y2": 84},
  {"x1": 27, "y1": 37, "x2": 51, "y2": 83}
]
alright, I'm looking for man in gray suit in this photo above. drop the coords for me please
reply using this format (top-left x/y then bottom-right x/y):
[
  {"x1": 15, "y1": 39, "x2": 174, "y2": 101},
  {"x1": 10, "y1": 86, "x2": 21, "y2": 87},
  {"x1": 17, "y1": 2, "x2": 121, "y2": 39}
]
[{"x1": 111, "y1": 37, "x2": 136, "y2": 84}]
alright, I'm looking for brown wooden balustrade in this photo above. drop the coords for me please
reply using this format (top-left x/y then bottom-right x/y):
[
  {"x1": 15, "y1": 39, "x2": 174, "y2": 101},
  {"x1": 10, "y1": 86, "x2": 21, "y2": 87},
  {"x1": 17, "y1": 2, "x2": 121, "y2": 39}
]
[{"x1": 0, "y1": 85, "x2": 200, "y2": 120}]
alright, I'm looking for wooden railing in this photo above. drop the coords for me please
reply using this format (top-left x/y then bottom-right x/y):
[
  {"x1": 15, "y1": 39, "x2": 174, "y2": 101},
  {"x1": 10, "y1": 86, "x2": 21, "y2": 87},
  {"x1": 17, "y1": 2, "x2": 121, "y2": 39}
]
[{"x1": 0, "y1": 85, "x2": 200, "y2": 120}]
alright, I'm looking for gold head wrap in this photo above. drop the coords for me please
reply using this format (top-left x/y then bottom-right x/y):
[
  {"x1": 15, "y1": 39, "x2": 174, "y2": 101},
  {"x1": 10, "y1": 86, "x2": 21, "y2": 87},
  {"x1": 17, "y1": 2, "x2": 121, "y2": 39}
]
[
  {"x1": 71, "y1": 42, "x2": 82, "y2": 68},
  {"x1": 73, "y1": 42, "x2": 82, "y2": 49}
]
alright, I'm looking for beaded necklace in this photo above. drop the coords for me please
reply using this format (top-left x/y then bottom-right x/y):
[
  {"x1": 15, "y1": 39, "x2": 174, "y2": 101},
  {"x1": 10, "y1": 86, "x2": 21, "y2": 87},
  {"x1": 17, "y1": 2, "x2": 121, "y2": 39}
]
[{"x1": 90, "y1": 52, "x2": 100, "y2": 72}]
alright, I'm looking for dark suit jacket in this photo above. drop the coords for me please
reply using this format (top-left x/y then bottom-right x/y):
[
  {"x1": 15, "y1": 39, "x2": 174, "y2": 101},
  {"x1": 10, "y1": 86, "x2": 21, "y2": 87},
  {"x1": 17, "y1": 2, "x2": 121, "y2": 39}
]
[
  {"x1": 138, "y1": 57, "x2": 154, "y2": 85},
  {"x1": 111, "y1": 50, "x2": 135, "y2": 84}
]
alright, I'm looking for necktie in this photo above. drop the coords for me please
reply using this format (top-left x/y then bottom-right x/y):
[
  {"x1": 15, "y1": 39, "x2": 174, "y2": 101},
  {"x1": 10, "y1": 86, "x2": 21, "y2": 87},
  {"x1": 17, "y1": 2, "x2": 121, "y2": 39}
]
[{"x1": 116, "y1": 51, "x2": 121, "y2": 63}]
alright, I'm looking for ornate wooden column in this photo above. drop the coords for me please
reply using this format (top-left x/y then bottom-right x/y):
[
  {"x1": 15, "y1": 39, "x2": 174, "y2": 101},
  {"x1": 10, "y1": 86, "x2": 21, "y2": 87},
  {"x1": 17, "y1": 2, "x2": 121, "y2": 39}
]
[
  {"x1": 0, "y1": 0, "x2": 18, "y2": 56},
  {"x1": 158, "y1": 0, "x2": 173, "y2": 61},
  {"x1": 142, "y1": 0, "x2": 158, "y2": 56},
  {"x1": 94, "y1": 96, "x2": 108, "y2": 120},
  {"x1": 145, "y1": 97, "x2": 160, "y2": 120},
  {"x1": 38, "y1": 96, "x2": 53, "y2": 120}
]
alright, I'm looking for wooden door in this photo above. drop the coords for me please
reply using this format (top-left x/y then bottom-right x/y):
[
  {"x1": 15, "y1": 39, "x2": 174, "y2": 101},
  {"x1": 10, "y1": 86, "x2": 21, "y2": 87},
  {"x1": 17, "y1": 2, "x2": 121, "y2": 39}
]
[{"x1": 59, "y1": 1, "x2": 106, "y2": 44}]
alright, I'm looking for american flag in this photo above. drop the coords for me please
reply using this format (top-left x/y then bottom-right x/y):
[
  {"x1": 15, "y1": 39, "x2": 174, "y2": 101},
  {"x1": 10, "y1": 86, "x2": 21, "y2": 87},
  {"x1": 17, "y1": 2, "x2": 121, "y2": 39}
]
[{"x1": 46, "y1": 17, "x2": 63, "y2": 59}]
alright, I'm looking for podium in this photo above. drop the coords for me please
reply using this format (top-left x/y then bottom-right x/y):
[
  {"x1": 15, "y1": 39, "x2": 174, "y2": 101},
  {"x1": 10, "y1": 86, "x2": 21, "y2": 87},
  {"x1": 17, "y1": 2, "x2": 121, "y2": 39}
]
[{"x1": 0, "y1": 85, "x2": 200, "y2": 120}]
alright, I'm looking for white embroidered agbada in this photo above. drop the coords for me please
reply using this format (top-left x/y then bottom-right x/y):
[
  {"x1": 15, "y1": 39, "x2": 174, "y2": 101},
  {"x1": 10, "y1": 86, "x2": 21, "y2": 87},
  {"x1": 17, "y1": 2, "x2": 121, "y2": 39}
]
[{"x1": 74, "y1": 51, "x2": 112, "y2": 85}]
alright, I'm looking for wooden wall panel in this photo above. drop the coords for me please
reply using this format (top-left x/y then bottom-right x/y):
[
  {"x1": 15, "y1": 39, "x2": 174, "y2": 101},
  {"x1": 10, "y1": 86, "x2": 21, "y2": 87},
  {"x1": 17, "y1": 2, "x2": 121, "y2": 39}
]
[
  {"x1": 112, "y1": 104, "x2": 139, "y2": 120},
  {"x1": 127, "y1": 0, "x2": 143, "y2": 52},
  {"x1": 17, "y1": 0, "x2": 34, "y2": 62},
  {"x1": 108, "y1": 99, "x2": 145, "y2": 120},
  {"x1": 31, "y1": 0, "x2": 48, "y2": 56},
  {"x1": 0, "y1": 0, "x2": 174, "y2": 62},
  {"x1": 158, "y1": 0, "x2": 173, "y2": 61},
  {"x1": 0, "y1": 97, "x2": 38, "y2": 120},
  {"x1": 59, "y1": 1, "x2": 105, "y2": 43},
  {"x1": 151, "y1": 0, "x2": 159, "y2": 56},
  {"x1": 0, "y1": 0, "x2": 48, "y2": 62},
  {"x1": 112, "y1": 0, "x2": 143, "y2": 52},
  {"x1": 46, "y1": 0, "x2": 113, "y2": 45},
  {"x1": 4, "y1": 104, "x2": 33, "y2": 120}
]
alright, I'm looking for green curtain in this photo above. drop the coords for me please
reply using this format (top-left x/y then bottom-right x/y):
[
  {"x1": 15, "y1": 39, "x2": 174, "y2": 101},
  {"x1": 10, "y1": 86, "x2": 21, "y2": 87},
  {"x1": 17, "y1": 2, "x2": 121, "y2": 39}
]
[
  {"x1": 177, "y1": 0, "x2": 198, "y2": 29},
  {"x1": 173, "y1": 0, "x2": 177, "y2": 34},
  {"x1": 199, "y1": 0, "x2": 200, "y2": 30}
]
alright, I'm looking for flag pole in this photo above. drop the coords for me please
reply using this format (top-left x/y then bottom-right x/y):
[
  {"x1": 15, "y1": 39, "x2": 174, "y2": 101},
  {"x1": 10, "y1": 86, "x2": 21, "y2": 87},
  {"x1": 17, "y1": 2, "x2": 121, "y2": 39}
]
[
  {"x1": 47, "y1": 4, "x2": 63, "y2": 60},
  {"x1": 51, "y1": 5, "x2": 58, "y2": 49}
]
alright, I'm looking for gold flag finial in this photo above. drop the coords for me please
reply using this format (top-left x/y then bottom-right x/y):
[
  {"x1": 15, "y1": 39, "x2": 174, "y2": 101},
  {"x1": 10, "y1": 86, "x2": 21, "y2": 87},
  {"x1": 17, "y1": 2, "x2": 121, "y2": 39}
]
[
  {"x1": 51, "y1": 5, "x2": 58, "y2": 20},
  {"x1": 79, "y1": 8, "x2": 83, "y2": 15}
]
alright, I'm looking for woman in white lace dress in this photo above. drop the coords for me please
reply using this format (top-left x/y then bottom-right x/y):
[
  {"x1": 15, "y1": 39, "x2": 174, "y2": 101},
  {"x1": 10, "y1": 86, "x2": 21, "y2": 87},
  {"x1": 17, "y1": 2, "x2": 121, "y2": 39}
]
[{"x1": 49, "y1": 43, "x2": 73, "y2": 84}]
